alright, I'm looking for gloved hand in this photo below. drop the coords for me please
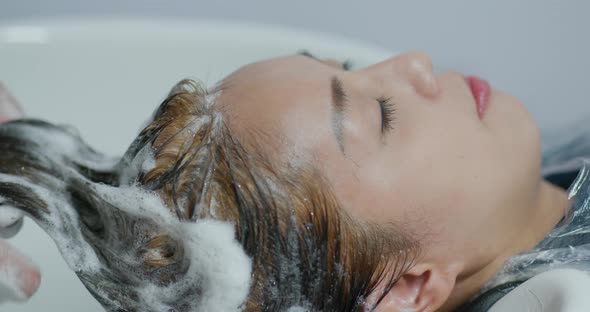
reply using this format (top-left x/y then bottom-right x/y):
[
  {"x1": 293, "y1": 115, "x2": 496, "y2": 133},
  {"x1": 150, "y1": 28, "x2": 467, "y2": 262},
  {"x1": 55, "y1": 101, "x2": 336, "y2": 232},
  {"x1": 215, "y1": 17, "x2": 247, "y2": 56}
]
[{"x1": 0, "y1": 83, "x2": 41, "y2": 303}]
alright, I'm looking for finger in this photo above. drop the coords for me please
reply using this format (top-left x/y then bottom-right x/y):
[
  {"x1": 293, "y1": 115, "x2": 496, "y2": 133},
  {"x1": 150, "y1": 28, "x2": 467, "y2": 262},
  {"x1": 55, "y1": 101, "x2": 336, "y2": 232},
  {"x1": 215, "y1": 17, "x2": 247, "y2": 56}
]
[
  {"x1": 0, "y1": 206, "x2": 24, "y2": 229},
  {"x1": 0, "y1": 203, "x2": 25, "y2": 239},
  {"x1": 0, "y1": 218, "x2": 23, "y2": 239},
  {"x1": 0, "y1": 82, "x2": 24, "y2": 121},
  {"x1": 0, "y1": 239, "x2": 41, "y2": 303}
]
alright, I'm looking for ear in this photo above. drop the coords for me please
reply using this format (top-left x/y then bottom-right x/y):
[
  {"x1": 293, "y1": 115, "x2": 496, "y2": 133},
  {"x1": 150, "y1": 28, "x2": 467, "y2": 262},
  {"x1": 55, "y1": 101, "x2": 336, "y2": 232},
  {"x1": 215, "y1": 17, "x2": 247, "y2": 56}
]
[{"x1": 370, "y1": 263, "x2": 457, "y2": 312}]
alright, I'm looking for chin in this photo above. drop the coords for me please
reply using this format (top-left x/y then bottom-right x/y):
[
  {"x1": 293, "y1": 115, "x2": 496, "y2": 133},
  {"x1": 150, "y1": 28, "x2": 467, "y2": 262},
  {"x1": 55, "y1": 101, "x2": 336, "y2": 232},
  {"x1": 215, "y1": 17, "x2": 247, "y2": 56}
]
[
  {"x1": 519, "y1": 107, "x2": 543, "y2": 185},
  {"x1": 489, "y1": 92, "x2": 542, "y2": 182}
]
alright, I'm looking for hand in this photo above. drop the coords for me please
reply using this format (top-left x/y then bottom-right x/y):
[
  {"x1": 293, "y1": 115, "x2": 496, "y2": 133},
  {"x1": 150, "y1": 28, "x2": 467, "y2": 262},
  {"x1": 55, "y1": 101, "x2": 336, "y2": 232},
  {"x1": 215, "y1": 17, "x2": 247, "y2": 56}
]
[{"x1": 0, "y1": 83, "x2": 41, "y2": 303}]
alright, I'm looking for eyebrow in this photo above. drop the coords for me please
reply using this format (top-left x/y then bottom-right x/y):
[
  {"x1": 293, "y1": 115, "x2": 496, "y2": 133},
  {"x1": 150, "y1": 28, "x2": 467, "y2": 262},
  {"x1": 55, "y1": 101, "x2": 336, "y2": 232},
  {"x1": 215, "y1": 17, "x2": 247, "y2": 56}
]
[
  {"x1": 331, "y1": 76, "x2": 347, "y2": 155},
  {"x1": 298, "y1": 51, "x2": 349, "y2": 154}
]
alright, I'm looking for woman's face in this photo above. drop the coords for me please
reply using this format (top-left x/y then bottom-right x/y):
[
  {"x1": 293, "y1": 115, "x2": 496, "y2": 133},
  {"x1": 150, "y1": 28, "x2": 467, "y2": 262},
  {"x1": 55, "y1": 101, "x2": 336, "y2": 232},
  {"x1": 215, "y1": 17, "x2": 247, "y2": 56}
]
[{"x1": 218, "y1": 51, "x2": 541, "y2": 267}]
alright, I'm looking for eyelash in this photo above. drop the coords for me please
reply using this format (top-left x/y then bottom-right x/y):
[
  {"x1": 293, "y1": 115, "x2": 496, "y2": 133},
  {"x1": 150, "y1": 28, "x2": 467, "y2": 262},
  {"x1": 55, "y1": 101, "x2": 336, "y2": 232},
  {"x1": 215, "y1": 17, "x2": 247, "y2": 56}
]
[
  {"x1": 339, "y1": 60, "x2": 397, "y2": 134},
  {"x1": 377, "y1": 96, "x2": 396, "y2": 133}
]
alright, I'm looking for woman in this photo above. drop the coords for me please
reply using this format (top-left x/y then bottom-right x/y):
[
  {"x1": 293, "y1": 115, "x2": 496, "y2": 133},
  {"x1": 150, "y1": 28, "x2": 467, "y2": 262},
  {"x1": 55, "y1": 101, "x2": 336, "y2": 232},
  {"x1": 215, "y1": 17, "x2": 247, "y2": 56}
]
[{"x1": 0, "y1": 51, "x2": 587, "y2": 311}]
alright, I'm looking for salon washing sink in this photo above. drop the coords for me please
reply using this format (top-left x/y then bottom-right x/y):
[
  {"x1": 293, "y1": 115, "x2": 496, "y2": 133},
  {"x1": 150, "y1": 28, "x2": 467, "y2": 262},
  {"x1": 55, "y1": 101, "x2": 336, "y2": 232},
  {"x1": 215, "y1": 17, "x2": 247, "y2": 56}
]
[{"x1": 489, "y1": 268, "x2": 590, "y2": 312}]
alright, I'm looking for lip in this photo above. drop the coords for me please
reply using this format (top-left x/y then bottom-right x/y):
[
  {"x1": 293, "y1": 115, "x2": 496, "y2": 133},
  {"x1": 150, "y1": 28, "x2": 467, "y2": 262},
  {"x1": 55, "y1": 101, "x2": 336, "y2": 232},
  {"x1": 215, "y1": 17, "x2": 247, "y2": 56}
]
[{"x1": 465, "y1": 76, "x2": 491, "y2": 119}]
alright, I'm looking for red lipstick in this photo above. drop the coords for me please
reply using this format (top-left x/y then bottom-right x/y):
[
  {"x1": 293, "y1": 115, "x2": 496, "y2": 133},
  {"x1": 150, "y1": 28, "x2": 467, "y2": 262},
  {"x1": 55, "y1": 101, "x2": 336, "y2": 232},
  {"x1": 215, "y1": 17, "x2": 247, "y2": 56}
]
[{"x1": 466, "y1": 76, "x2": 491, "y2": 119}]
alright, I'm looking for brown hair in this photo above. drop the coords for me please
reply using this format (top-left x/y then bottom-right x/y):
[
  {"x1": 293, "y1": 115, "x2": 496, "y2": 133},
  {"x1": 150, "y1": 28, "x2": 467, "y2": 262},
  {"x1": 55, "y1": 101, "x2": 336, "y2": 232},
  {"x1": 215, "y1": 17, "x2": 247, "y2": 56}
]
[
  {"x1": 0, "y1": 79, "x2": 420, "y2": 311},
  {"x1": 135, "y1": 79, "x2": 421, "y2": 310}
]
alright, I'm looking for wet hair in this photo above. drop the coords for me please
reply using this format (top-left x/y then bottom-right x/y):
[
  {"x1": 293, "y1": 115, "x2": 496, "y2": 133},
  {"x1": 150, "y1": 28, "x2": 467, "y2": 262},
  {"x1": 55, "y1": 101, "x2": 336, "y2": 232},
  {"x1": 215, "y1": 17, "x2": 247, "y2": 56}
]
[{"x1": 0, "y1": 79, "x2": 420, "y2": 311}]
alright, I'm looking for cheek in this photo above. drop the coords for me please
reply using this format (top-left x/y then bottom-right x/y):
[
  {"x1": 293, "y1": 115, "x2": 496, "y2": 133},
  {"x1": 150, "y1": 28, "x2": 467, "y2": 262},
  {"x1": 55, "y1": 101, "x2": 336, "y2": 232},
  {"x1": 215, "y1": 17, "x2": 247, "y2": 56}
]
[
  {"x1": 391, "y1": 176, "x2": 470, "y2": 225},
  {"x1": 366, "y1": 142, "x2": 487, "y2": 226},
  {"x1": 390, "y1": 177, "x2": 498, "y2": 250}
]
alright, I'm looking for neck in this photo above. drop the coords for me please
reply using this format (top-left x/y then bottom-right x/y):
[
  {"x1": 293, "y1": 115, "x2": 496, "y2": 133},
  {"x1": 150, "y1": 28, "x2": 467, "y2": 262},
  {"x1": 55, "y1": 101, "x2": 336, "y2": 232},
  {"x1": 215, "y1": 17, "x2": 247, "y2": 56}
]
[
  {"x1": 440, "y1": 179, "x2": 572, "y2": 311},
  {"x1": 519, "y1": 180, "x2": 572, "y2": 251}
]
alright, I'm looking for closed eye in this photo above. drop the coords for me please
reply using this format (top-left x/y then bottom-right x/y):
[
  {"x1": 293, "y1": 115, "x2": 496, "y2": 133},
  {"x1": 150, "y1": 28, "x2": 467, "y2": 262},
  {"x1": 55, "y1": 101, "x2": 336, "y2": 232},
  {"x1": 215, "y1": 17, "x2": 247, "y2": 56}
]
[
  {"x1": 377, "y1": 96, "x2": 396, "y2": 134},
  {"x1": 341, "y1": 60, "x2": 352, "y2": 71}
]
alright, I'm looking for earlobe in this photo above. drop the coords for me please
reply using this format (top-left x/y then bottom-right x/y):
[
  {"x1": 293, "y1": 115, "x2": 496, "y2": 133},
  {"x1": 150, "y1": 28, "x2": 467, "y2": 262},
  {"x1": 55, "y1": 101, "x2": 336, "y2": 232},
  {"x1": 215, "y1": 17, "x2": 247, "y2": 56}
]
[{"x1": 369, "y1": 263, "x2": 457, "y2": 312}]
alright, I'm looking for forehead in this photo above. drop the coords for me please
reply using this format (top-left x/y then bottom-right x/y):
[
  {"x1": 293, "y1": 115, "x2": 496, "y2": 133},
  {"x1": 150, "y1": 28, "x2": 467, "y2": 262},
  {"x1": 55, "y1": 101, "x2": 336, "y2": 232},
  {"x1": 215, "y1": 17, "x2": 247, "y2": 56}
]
[
  {"x1": 215, "y1": 56, "x2": 369, "y2": 220},
  {"x1": 216, "y1": 56, "x2": 340, "y2": 164},
  {"x1": 222, "y1": 55, "x2": 347, "y2": 92}
]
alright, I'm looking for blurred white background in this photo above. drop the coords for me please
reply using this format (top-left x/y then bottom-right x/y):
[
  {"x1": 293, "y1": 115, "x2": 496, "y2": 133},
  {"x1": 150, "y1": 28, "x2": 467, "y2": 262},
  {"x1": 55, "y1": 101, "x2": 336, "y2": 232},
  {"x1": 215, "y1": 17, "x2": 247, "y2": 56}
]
[{"x1": 1, "y1": 0, "x2": 589, "y2": 129}]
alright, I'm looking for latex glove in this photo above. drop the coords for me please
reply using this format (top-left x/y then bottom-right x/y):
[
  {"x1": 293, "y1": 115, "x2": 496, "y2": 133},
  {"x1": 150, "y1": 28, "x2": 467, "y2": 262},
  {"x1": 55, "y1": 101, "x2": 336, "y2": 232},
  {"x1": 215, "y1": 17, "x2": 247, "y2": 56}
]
[
  {"x1": 0, "y1": 82, "x2": 23, "y2": 122},
  {"x1": 0, "y1": 83, "x2": 41, "y2": 303},
  {"x1": 0, "y1": 239, "x2": 41, "y2": 303}
]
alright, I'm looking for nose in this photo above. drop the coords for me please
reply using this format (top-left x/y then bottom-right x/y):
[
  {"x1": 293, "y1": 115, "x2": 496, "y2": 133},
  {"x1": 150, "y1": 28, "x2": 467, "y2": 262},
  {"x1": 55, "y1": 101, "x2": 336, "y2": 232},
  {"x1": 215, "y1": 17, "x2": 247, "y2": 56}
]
[{"x1": 367, "y1": 51, "x2": 440, "y2": 98}]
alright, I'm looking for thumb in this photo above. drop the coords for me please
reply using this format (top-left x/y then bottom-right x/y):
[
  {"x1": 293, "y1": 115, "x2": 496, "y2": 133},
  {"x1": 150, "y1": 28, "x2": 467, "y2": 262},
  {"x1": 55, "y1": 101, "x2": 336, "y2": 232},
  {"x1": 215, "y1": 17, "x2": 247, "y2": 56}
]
[
  {"x1": 0, "y1": 239, "x2": 41, "y2": 303},
  {"x1": 0, "y1": 82, "x2": 24, "y2": 121}
]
